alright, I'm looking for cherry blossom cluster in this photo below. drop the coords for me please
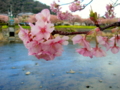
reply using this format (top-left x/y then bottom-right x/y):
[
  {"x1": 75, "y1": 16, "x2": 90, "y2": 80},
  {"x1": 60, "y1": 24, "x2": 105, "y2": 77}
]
[
  {"x1": 50, "y1": 0, "x2": 83, "y2": 20},
  {"x1": 105, "y1": 4, "x2": 115, "y2": 19},
  {"x1": 18, "y1": 9, "x2": 69, "y2": 60},
  {"x1": 72, "y1": 27, "x2": 120, "y2": 58},
  {"x1": 69, "y1": 1, "x2": 82, "y2": 12},
  {"x1": 18, "y1": 0, "x2": 120, "y2": 60}
]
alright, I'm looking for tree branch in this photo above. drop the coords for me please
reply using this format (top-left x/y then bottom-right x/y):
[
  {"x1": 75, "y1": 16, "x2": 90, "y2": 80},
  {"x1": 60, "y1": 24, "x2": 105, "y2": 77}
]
[
  {"x1": 81, "y1": 0, "x2": 93, "y2": 10},
  {"x1": 114, "y1": 0, "x2": 119, "y2": 6},
  {"x1": 52, "y1": 21, "x2": 120, "y2": 35},
  {"x1": 52, "y1": 30, "x2": 88, "y2": 35},
  {"x1": 95, "y1": 21, "x2": 120, "y2": 31}
]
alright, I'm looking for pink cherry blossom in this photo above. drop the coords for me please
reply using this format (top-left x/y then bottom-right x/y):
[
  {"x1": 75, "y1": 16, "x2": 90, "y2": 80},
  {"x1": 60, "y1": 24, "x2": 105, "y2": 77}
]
[
  {"x1": 18, "y1": 9, "x2": 69, "y2": 61},
  {"x1": 55, "y1": 36, "x2": 69, "y2": 45},
  {"x1": 109, "y1": 35, "x2": 120, "y2": 46},
  {"x1": 110, "y1": 45, "x2": 120, "y2": 54},
  {"x1": 105, "y1": 4, "x2": 115, "y2": 19},
  {"x1": 97, "y1": 36, "x2": 110, "y2": 50},
  {"x1": 18, "y1": 25, "x2": 32, "y2": 47},
  {"x1": 92, "y1": 46, "x2": 106, "y2": 57},
  {"x1": 72, "y1": 35, "x2": 83, "y2": 44},
  {"x1": 109, "y1": 36, "x2": 115, "y2": 46},
  {"x1": 44, "y1": 39, "x2": 63, "y2": 56},
  {"x1": 35, "y1": 52, "x2": 55, "y2": 60},
  {"x1": 50, "y1": 1, "x2": 60, "y2": 13},
  {"x1": 27, "y1": 40, "x2": 43, "y2": 55},
  {"x1": 35, "y1": 9, "x2": 50, "y2": 22},
  {"x1": 76, "y1": 47, "x2": 93, "y2": 58},
  {"x1": 57, "y1": 11, "x2": 73, "y2": 20},
  {"x1": 106, "y1": 4, "x2": 112, "y2": 11},
  {"x1": 69, "y1": 1, "x2": 81, "y2": 12},
  {"x1": 29, "y1": 21, "x2": 54, "y2": 40},
  {"x1": 72, "y1": 35, "x2": 93, "y2": 58},
  {"x1": 72, "y1": 35, "x2": 90, "y2": 48}
]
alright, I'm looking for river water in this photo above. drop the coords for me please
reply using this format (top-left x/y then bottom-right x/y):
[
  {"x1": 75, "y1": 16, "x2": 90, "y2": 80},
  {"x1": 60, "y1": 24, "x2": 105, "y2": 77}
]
[{"x1": 0, "y1": 42, "x2": 120, "y2": 90}]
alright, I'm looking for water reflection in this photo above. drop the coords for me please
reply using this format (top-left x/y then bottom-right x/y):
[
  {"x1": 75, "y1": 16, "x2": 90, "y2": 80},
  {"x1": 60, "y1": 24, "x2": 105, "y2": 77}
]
[{"x1": 0, "y1": 42, "x2": 120, "y2": 90}]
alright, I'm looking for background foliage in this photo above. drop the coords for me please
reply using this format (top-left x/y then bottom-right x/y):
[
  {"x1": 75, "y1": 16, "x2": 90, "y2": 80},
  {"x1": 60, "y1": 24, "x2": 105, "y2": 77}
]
[{"x1": 0, "y1": 0, "x2": 55, "y2": 16}]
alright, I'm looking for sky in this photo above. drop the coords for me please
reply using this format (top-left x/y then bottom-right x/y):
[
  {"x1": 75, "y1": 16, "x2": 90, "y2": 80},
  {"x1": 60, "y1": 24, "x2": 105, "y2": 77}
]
[{"x1": 35, "y1": 0, "x2": 120, "y2": 18}]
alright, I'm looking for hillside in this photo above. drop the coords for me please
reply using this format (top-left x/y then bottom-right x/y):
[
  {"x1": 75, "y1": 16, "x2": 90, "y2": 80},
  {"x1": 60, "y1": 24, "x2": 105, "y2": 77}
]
[{"x1": 0, "y1": 0, "x2": 54, "y2": 16}]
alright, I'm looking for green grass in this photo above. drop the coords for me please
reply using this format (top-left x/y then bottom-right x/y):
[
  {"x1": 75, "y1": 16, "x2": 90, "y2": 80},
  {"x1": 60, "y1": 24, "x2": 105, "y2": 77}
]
[
  {"x1": 2, "y1": 25, "x2": 8, "y2": 29},
  {"x1": 2, "y1": 25, "x2": 31, "y2": 29},
  {"x1": 2, "y1": 25, "x2": 96, "y2": 29},
  {"x1": 15, "y1": 25, "x2": 31, "y2": 29},
  {"x1": 55, "y1": 25, "x2": 96, "y2": 29}
]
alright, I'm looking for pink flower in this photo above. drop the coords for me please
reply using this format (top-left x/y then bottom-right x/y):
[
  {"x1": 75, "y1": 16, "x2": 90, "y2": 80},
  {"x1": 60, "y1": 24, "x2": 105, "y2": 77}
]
[
  {"x1": 72, "y1": 35, "x2": 93, "y2": 58},
  {"x1": 18, "y1": 9, "x2": 70, "y2": 61},
  {"x1": 18, "y1": 25, "x2": 33, "y2": 48},
  {"x1": 57, "y1": 11, "x2": 73, "y2": 20},
  {"x1": 69, "y1": 1, "x2": 81, "y2": 12},
  {"x1": 106, "y1": 4, "x2": 112, "y2": 11},
  {"x1": 109, "y1": 36, "x2": 115, "y2": 46},
  {"x1": 105, "y1": 4, "x2": 115, "y2": 19},
  {"x1": 110, "y1": 35, "x2": 120, "y2": 46},
  {"x1": 97, "y1": 36, "x2": 110, "y2": 50},
  {"x1": 35, "y1": 52, "x2": 55, "y2": 61},
  {"x1": 42, "y1": 38, "x2": 65, "y2": 59},
  {"x1": 29, "y1": 21, "x2": 54, "y2": 40},
  {"x1": 54, "y1": 36, "x2": 69, "y2": 45},
  {"x1": 92, "y1": 46, "x2": 106, "y2": 57},
  {"x1": 35, "y1": 9, "x2": 50, "y2": 22},
  {"x1": 72, "y1": 35, "x2": 90, "y2": 48},
  {"x1": 25, "y1": 35, "x2": 69, "y2": 61},
  {"x1": 27, "y1": 40, "x2": 43, "y2": 55},
  {"x1": 50, "y1": 1, "x2": 60, "y2": 13},
  {"x1": 110, "y1": 45, "x2": 120, "y2": 54},
  {"x1": 76, "y1": 48, "x2": 93, "y2": 58}
]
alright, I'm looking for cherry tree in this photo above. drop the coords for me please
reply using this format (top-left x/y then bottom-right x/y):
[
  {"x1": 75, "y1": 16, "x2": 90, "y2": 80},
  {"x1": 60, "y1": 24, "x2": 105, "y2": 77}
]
[
  {"x1": 69, "y1": 15, "x2": 82, "y2": 25},
  {"x1": 26, "y1": 14, "x2": 37, "y2": 24},
  {"x1": 18, "y1": 0, "x2": 120, "y2": 61},
  {"x1": 0, "y1": 15, "x2": 9, "y2": 31},
  {"x1": 50, "y1": 15, "x2": 63, "y2": 25},
  {"x1": 0, "y1": 15, "x2": 8, "y2": 23}
]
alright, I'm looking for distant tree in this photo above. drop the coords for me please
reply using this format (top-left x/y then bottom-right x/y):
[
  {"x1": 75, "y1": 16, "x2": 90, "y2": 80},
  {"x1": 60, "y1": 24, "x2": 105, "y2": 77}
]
[
  {"x1": 26, "y1": 14, "x2": 36, "y2": 23},
  {"x1": 69, "y1": 15, "x2": 82, "y2": 25},
  {"x1": 82, "y1": 18, "x2": 93, "y2": 26},
  {"x1": 0, "y1": 15, "x2": 8, "y2": 31},
  {"x1": 50, "y1": 15, "x2": 62, "y2": 25},
  {"x1": 0, "y1": 0, "x2": 53, "y2": 16}
]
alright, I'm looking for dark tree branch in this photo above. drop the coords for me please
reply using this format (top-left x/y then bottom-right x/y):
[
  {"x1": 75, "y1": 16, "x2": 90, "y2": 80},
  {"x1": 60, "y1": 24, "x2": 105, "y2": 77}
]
[
  {"x1": 95, "y1": 21, "x2": 120, "y2": 31},
  {"x1": 52, "y1": 30, "x2": 88, "y2": 35},
  {"x1": 52, "y1": 22, "x2": 120, "y2": 35}
]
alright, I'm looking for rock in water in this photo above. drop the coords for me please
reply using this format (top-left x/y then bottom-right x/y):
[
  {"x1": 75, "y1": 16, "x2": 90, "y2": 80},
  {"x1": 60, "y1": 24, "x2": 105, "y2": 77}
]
[
  {"x1": 25, "y1": 71, "x2": 31, "y2": 75},
  {"x1": 11, "y1": 67, "x2": 16, "y2": 69},
  {"x1": 66, "y1": 69, "x2": 75, "y2": 74}
]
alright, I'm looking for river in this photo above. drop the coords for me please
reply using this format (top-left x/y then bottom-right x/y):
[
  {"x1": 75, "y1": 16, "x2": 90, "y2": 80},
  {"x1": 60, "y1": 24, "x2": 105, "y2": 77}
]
[{"x1": 0, "y1": 42, "x2": 120, "y2": 90}]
